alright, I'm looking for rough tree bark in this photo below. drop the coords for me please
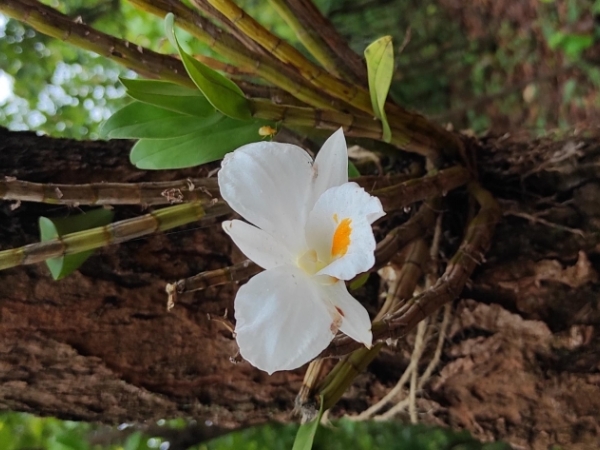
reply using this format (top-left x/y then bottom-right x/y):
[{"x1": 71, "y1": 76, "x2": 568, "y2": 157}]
[{"x1": 1, "y1": 126, "x2": 599, "y2": 449}]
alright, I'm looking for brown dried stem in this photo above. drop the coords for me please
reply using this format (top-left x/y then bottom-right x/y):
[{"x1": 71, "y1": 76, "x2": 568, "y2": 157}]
[
  {"x1": 372, "y1": 166, "x2": 470, "y2": 211},
  {"x1": 0, "y1": 177, "x2": 219, "y2": 206},
  {"x1": 170, "y1": 260, "x2": 262, "y2": 295},
  {"x1": 0, "y1": 0, "x2": 194, "y2": 88}
]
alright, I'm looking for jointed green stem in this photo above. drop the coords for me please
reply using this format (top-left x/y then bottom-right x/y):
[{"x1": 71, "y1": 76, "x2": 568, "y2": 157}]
[
  {"x1": 283, "y1": 0, "x2": 369, "y2": 85},
  {"x1": 127, "y1": 0, "x2": 339, "y2": 111},
  {"x1": 268, "y1": 0, "x2": 343, "y2": 77},
  {"x1": 205, "y1": 0, "x2": 374, "y2": 114},
  {"x1": 0, "y1": 201, "x2": 230, "y2": 271}
]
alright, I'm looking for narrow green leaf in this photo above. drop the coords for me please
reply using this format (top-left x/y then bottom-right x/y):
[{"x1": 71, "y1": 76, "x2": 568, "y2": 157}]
[
  {"x1": 39, "y1": 209, "x2": 115, "y2": 280},
  {"x1": 100, "y1": 102, "x2": 223, "y2": 140},
  {"x1": 365, "y1": 36, "x2": 394, "y2": 143},
  {"x1": 348, "y1": 160, "x2": 361, "y2": 178},
  {"x1": 130, "y1": 118, "x2": 273, "y2": 169},
  {"x1": 119, "y1": 78, "x2": 214, "y2": 117},
  {"x1": 165, "y1": 13, "x2": 251, "y2": 120},
  {"x1": 349, "y1": 272, "x2": 370, "y2": 290},
  {"x1": 292, "y1": 396, "x2": 325, "y2": 450}
]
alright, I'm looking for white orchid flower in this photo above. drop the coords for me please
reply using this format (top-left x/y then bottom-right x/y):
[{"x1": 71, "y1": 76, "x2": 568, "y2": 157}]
[{"x1": 218, "y1": 129, "x2": 385, "y2": 374}]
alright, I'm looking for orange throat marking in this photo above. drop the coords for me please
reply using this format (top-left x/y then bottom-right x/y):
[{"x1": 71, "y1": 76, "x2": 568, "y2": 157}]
[{"x1": 331, "y1": 217, "x2": 352, "y2": 258}]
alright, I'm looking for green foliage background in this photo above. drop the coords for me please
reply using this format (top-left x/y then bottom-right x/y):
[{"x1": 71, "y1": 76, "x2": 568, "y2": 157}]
[{"x1": 0, "y1": 412, "x2": 512, "y2": 450}]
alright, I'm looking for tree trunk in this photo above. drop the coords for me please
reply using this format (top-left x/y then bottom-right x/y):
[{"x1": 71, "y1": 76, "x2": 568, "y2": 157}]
[{"x1": 1, "y1": 127, "x2": 599, "y2": 448}]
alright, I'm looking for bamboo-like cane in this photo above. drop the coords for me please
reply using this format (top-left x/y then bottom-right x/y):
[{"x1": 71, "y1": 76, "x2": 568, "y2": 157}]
[
  {"x1": 1, "y1": 0, "x2": 462, "y2": 160},
  {"x1": 204, "y1": 0, "x2": 374, "y2": 113},
  {"x1": 267, "y1": 0, "x2": 344, "y2": 78},
  {"x1": 0, "y1": 168, "x2": 457, "y2": 208},
  {"x1": 127, "y1": 0, "x2": 339, "y2": 111},
  {"x1": 0, "y1": 177, "x2": 219, "y2": 206},
  {"x1": 282, "y1": 0, "x2": 369, "y2": 85},
  {"x1": 0, "y1": 201, "x2": 229, "y2": 271}
]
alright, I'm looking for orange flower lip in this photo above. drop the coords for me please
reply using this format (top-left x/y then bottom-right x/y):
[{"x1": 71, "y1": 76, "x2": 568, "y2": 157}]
[{"x1": 331, "y1": 217, "x2": 352, "y2": 258}]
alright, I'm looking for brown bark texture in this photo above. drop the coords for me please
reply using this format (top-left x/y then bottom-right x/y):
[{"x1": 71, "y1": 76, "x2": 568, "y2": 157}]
[{"x1": 1, "y1": 126, "x2": 600, "y2": 449}]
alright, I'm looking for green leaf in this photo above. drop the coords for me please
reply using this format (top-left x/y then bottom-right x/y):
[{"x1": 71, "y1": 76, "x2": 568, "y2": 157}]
[
  {"x1": 349, "y1": 272, "x2": 370, "y2": 290},
  {"x1": 165, "y1": 13, "x2": 251, "y2": 120},
  {"x1": 100, "y1": 102, "x2": 223, "y2": 140},
  {"x1": 561, "y1": 34, "x2": 594, "y2": 58},
  {"x1": 365, "y1": 36, "x2": 394, "y2": 143},
  {"x1": 55, "y1": 433, "x2": 88, "y2": 450},
  {"x1": 39, "y1": 209, "x2": 115, "y2": 280},
  {"x1": 292, "y1": 396, "x2": 325, "y2": 450},
  {"x1": 100, "y1": 102, "x2": 224, "y2": 139},
  {"x1": 348, "y1": 160, "x2": 361, "y2": 178},
  {"x1": 547, "y1": 31, "x2": 565, "y2": 50},
  {"x1": 130, "y1": 118, "x2": 272, "y2": 169},
  {"x1": 119, "y1": 78, "x2": 215, "y2": 117},
  {"x1": 123, "y1": 431, "x2": 143, "y2": 450}
]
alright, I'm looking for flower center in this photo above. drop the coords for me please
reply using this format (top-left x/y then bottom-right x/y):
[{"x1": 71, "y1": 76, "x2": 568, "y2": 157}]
[
  {"x1": 297, "y1": 249, "x2": 326, "y2": 275},
  {"x1": 297, "y1": 215, "x2": 353, "y2": 278}
]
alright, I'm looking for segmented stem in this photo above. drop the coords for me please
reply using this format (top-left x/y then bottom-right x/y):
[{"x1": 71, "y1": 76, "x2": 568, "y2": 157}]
[
  {"x1": 372, "y1": 166, "x2": 470, "y2": 211},
  {"x1": 0, "y1": 177, "x2": 219, "y2": 206},
  {"x1": 267, "y1": 0, "x2": 343, "y2": 77},
  {"x1": 171, "y1": 260, "x2": 262, "y2": 294},
  {"x1": 127, "y1": 0, "x2": 338, "y2": 111},
  {"x1": 283, "y1": 0, "x2": 369, "y2": 85},
  {"x1": 205, "y1": 0, "x2": 374, "y2": 114},
  {"x1": 0, "y1": 201, "x2": 230, "y2": 271}
]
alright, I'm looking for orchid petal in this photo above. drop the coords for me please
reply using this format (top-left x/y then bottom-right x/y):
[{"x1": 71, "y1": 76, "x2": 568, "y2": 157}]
[
  {"x1": 222, "y1": 220, "x2": 292, "y2": 269},
  {"x1": 305, "y1": 182, "x2": 385, "y2": 280},
  {"x1": 234, "y1": 265, "x2": 335, "y2": 374},
  {"x1": 320, "y1": 281, "x2": 372, "y2": 347},
  {"x1": 310, "y1": 128, "x2": 348, "y2": 206},
  {"x1": 218, "y1": 142, "x2": 313, "y2": 255}
]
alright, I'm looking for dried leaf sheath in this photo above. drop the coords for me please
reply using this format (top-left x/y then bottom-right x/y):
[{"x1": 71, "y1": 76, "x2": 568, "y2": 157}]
[{"x1": 0, "y1": 201, "x2": 230, "y2": 271}]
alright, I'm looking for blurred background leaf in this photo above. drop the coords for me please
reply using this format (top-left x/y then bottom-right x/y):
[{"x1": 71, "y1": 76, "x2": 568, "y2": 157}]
[{"x1": 0, "y1": 412, "x2": 511, "y2": 450}]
